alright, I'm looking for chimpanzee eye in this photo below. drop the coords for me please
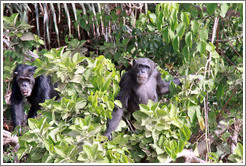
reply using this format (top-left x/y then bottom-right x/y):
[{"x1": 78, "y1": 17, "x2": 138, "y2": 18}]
[{"x1": 17, "y1": 78, "x2": 30, "y2": 83}]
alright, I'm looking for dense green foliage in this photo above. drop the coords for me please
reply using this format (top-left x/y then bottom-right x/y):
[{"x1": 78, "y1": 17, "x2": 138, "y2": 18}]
[{"x1": 3, "y1": 3, "x2": 243, "y2": 163}]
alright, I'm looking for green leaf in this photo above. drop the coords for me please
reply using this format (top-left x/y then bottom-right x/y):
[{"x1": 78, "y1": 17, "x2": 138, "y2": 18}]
[
  {"x1": 191, "y1": 20, "x2": 199, "y2": 34},
  {"x1": 179, "y1": 129, "x2": 187, "y2": 142},
  {"x1": 54, "y1": 145, "x2": 66, "y2": 157},
  {"x1": 20, "y1": 132, "x2": 38, "y2": 142},
  {"x1": 234, "y1": 143, "x2": 243, "y2": 158},
  {"x1": 172, "y1": 36, "x2": 179, "y2": 53},
  {"x1": 11, "y1": 13, "x2": 19, "y2": 25},
  {"x1": 162, "y1": 26, "x2": 170, "y2": 44},
  {"x1": 114, "y1": 100, "x2": 122, "y2": 108},
  {"x1": 199, "y1": 29, "x2": 208, "y2": 41},
  {"x1": 183, "y1": 125, "x2": 191, "y2": 139},
  {"x1": 149, "y1": 13, "x2": 157, "y2": 24},
  {"x1": 156, "y1": 108, "x2": 167, "y2": 118},
  {"x1": 90, "y1": 144, "x2": 98, "y2": 158},
  {"x1": 181, "y1": 12, "x2": 190, "y2": 27},
  {"x1": 42, "y1": 151, "x2": 54, "y2": 163},
  {"x1": 206, "y1": 3, "x2": 217, "y2": 15},
  {"x1": 188, "y1": 106, "x2": 197, "y2": 123},
  {"x1": 139, "y1": 104, "x2": 149, "y2": 112},
  {"x1": 72, "y1": 53, "x2": 80, "y2": 64},
  {"x1": 28, "y1": 118, "x2": 38, "y2": 130},
  {"x1": 169, "y1": 104, "x2": 177, "y2": 119},
  {"x1": 220, "y1": 3, "x2": 229, "y2": 18},
  {"x1": 30, "y1": 147, "x2": 45, "y2": 161},
  {"x1": 3, "y1": 16, "x2": 13, "y2": 25},
  {"x1": 216, "y1": 84, "x2": 224, "y2": 101},
  {"x1": 185, "y1": 32, "x2": 192, "y2": 49},
  {"x1": 177, "y1": 23, "x2": 185, "y2": 39},
  {"x1": 198, "y1": 40, "x2": 207, "y2": 54},
  {"x1": 182, "y1": 45, "x2": 189, "y2": 63},
  {"x1": 133, "y1": 111, "x2": 148, "y2": 123},
  {"x1": 178, "y1": 140, "x2": 184, "y2": 153},
  {"x1": 20, "y1": 32, "x2": 34, "y2": 41}
]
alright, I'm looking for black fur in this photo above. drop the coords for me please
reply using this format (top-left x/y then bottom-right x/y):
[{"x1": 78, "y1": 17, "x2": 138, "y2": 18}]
[
  {"x1": 104, "y1": 58, "x2": 182, "y2": 140},
  {"x1": 10, "y1": 64, "x2": 60, "y2": 129}
]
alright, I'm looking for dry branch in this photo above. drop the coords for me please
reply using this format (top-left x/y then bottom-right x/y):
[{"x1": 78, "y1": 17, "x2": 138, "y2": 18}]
[{"x1": 3, "y1": 130, "x2": 20, "y2": 150}]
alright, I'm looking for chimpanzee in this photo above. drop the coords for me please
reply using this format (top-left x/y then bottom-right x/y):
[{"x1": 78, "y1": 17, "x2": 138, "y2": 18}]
[
  {"x1": 104, "y1": 58, "x2": 183, "y2": 140},
  {"x1": 10, "y1": 64, "x2": 60, "y2": 130}
]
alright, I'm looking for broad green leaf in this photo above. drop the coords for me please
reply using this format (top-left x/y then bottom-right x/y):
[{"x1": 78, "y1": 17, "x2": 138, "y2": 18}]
[
  {"x1": 185, "y1": 32, "x2": 192, "y2": 49},
  {"x1": 182, "y1": 45, "x2": 189, "y2": 62},
  {"x1": 20, "y1": 32, "x2": 34, "y2": 41},
  {"x1": 44, "y1": 139, "x2": 53, "y2": 152},
  {"x1": 158, "y1": 135, "x2": 165, "y2": 147},
  {"x1": 20, "y1": 132, "x2": 38, "y2": 142},
  {"x1": 114, "y1": 100, "x2": 122, "y2": 108},
  {"x1": 149, "y1": 13, "x2": 157, "y2": 24},
  {"x1": 179, "y1": 129, "x2": 187, "y2": 142},
  {"x1": 157, "y1": 11, "x2": 163, "y2": 31},
  {"x1": 30, "y1": 147, "x2": 45, "y2": 161},
  {"x1": 198, "y1": 40, "x2": 207, "y2": 54},
  {"x1": 83, "y1": 145, "x2": 92, "y2": 157},
  {"x1": 181, "y1": 12, "x2": 190, "y2": 27},
  {"x1": 188, "y1": 106, "x2": 197, "y2": 123},
  {"x1": 206, "y1": 3, "x2": 217, "y2": 15},
  {"x1": 72, "y1": 53, "x2": 80, "y2": 64},
  {"x1": 183, "y1": 125, "x2": 191, "y2": 139},
  {"x1": 178, "y1": 140, "x2": 184, "y2": 152},
  {"x1": 199, "y1": 29, "x2": 208, "y2": 41},
  {"x1": 172, "y1": 36, "x2": 179, "y2": 53},
  {"x1": 177, "y1": 23, "x2": 185, "y2": 39},
  {"x1": 169, "y1": 103, "x2": 178, "y2": 119},
  {"x1": 191, "y1": 20, "x2": 199, "y2": 34},
  {"x1": 107, "y1": 101, "x2": 114, "y2": 111},
  {"x1": 139, "y1": 104, "x2": 150, "y2": 113},
  {"x1": 42, "y1": 152, "x2": 54, "y2": 163},
  {"x1": 220, "y1": 3, "x2": 229, "y2": 18},
  {"x1": 28, "y1": 118, "x2": 38, "y2": 130},
  {"x1": 156, "y1": 108, "x2": 167, "y2": 118},
  {"x1": 234, "y1": 143, "x2": 243, "y2": 158},
  {"x1": 168, "y1": 28, "x2": 175, "y2": 40},
  {"x1": 54, "y1": 145, "x2": 66, "y2": 157},
  {"x1": 132, "y1": 111, "x2": 148, "y2": 122},
  {"x1": 3, "y1": 16, "x2": 13, "y2": 25},
  {"x1": 199, "y1": 117, "x2": 205, "y2": 130},
  {"x1": 162, "y1": 26, "x2": 170, "y2": 44},
  {"x1": 91, "y1": 144, "x2": 98, "y2": 158},
  {"x1": 216, "y1": 84, "x2": 224, "y2": 101},
  {"x1": 11, "y1": 13, "x2": 19, "y2": 25}
]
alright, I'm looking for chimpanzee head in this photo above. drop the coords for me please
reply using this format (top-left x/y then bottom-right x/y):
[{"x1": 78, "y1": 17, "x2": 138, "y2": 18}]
[
  {"x1": 13, "y1": 64, "x2": 37, "y2": 97},
  {"x1": 133, "y1": 58, "x2": 156, "y2": 85}
]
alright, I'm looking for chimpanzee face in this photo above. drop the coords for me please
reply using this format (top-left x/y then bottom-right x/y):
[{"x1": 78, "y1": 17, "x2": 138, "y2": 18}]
[
  {"x1": 133, "y1": 58, "x2": 155, "y2": 85},
  {"x1": 14, "y1": 65, "x2": 36, "y2": 97},
  {"x1": 16, "y1": 76, "x2": 35, "y2": 97}
]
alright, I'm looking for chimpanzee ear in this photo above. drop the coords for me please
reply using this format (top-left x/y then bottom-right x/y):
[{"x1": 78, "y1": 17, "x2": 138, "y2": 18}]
[
  {"x1": 14, "y1": 72, "x2": 18, "y2": 76},
  {"x1": 154, "y1": 63, "x2": 157, "y2": 68},
  {"x1": 28, "y1": 66, "x2": 37, "y2": 75}
]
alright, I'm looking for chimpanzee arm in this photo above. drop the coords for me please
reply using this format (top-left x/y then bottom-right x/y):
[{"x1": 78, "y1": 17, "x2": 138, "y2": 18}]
[
  {"x1": 27, "y1": 104, "x2": 40, "y2": 119},
  {"x1": 10, "y1": 80, "x2": 25, "y2": 128},
  {"x1": 157, "y1": 71, "x2": 182, "y2": 95},
  {"x1": 104, "y1": 72, "x2": 132, "y2": 140}
]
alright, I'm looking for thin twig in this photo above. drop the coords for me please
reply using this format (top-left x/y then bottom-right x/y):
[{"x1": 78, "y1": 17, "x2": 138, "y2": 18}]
[
  {"x1": 218, "y1": 49, "x2": 235, "y2": 65},
  {"x1": 221, "y1": 23, "x2": 242, "y2": 57},
  {"x1": 203, "y1": 17, "x2": 219, "y2": 162},
  {"x1": 216, "y1": 88, "x2": 236, "y2": 121},
  {"x1": 124, "y1": 31, "x2": 160, "y2": 50}
]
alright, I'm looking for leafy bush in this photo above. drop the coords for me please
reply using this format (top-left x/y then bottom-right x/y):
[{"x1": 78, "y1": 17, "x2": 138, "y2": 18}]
[
  {"x1": 4, "y1": 3, "x2": 243, "y2": 163},
  {"x1": 17, "y1": 47, "x2": 197, "y2": 163}
]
